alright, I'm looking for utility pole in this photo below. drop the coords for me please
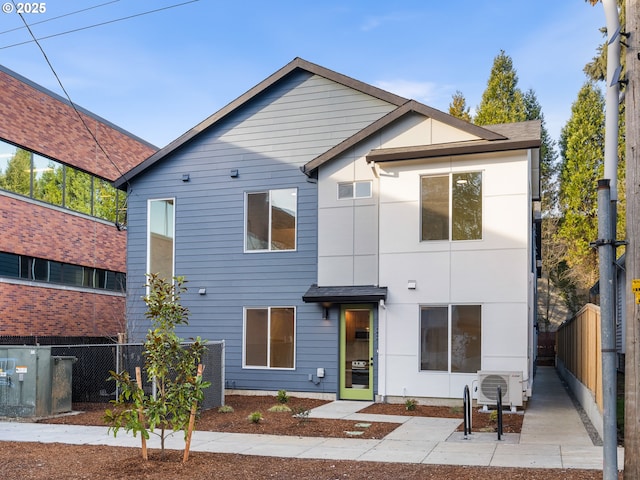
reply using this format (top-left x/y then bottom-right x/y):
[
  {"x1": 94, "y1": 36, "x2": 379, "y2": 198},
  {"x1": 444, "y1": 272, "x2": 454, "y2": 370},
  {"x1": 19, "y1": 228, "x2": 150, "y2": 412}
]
[
  {"x1": 625, "y1": 0, "x2": 640, "y2": 478},
  {"x1": 600, "y1": 2, "x2": 621, "y2": 478}
]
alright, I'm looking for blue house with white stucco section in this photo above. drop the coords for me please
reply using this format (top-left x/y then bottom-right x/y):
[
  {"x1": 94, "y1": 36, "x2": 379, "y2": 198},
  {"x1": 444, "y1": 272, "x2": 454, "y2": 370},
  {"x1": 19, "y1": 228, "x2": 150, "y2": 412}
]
[{"x1": 116, "y1": 58, "x2": 541, "y2": 404}]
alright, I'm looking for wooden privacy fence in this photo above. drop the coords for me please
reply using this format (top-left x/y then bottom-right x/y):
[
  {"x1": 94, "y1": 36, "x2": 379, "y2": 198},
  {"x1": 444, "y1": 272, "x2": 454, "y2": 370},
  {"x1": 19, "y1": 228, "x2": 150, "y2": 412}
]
[{"x1": 556, "y1": 303, "x2": 603, "y2": 412}]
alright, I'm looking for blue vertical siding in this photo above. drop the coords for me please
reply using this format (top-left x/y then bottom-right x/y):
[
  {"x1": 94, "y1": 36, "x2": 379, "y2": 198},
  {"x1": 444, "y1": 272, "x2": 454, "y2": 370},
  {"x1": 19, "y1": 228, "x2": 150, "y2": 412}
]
[{"x1": 125, "y1": 70, "x2": 395, "y2": 394}]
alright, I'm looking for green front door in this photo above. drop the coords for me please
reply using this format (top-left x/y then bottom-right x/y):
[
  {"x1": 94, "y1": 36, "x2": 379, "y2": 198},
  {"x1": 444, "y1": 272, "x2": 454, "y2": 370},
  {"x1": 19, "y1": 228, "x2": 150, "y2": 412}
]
[{"x1": 339, "y1": 306, "x2": 374, "y2": 400}]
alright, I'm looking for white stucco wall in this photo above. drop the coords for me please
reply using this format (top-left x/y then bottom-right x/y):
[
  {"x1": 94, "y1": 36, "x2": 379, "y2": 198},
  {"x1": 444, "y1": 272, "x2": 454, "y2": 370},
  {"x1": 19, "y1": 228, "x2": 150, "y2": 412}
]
[{"x1": 316, "y1": 114, "x2": 534, "y2": 400}]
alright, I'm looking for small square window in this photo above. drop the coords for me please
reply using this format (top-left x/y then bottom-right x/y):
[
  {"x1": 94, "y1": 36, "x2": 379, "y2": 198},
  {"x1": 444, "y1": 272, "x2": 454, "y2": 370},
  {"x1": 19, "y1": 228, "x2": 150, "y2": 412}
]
[{"x1": 338, "y1": 181, "x2": 372, "y2": 199}]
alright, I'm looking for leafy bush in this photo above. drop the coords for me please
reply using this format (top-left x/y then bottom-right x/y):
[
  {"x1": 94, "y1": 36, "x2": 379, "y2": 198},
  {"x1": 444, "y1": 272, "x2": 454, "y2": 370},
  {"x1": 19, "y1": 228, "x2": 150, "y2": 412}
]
[
  {"x1": 405, "y1": 398, "x2": 417, "y2": 411},
  {"x1": 248, "y1": 411, "x2": 263, "y2": 423},
  {"x1": 276, "y1": 389, "x2": 289, "y2": 404}
]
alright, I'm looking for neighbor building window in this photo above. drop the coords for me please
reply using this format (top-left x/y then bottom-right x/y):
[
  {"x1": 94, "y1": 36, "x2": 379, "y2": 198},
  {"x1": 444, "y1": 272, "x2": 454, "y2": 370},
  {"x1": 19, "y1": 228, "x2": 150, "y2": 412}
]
[
  {"x1": 148, "y1": 198, "x2": 174, "y2": 281},
  {"x1": 0, "y1": 251, "x2": 125, "y2": 292},
  {"x1": 421, "y1": 172, "x2": 482, "y2": 241},
  {"x1": 0, "y1": 138, "x2": 126, "y2": 224},
  {"x1": 245, "y1": 188, "x2": 297, "y2": 251},
  {"x1": 420, "y1": 304, "x2": 481, "y2": 373},
  {"x1": 337, "y1": 181, "x2": 372, "y2": 199},
  {"x1": 244, "y1": 307, "x2": 295, "y2": 369}
]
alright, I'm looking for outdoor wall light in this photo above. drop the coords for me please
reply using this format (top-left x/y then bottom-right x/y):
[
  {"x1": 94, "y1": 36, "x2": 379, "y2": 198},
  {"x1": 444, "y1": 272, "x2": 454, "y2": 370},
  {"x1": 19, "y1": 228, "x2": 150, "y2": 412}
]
[
  {"x1": 182, "y1": 173, "x2": 190, "y2": 182},
  {"x1": 407, "y1": 280, "x2": 417, "y2": 290},
  {"x1": 230, "y1": 169, "x2": 239, "y2": 178},
  {"x1": 198, "y1": 288, "x2": 206, "y2": 295}
]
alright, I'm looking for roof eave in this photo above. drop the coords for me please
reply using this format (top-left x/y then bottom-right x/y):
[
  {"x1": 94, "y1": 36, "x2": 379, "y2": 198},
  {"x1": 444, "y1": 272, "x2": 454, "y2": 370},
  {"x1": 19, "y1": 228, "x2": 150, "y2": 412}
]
[{"x1": 366, "y1": 138, "x2": 541, "y2": 164}]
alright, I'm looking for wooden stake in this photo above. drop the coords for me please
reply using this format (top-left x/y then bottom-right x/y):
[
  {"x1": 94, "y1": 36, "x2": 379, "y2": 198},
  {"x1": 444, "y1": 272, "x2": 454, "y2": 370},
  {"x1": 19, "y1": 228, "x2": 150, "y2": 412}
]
[
  {"x1": 183, "y1": 364, "x2": 204, "y2": 463},
  {"x1": 135, "y1": 367, "x2": 148, "y2": 461}
]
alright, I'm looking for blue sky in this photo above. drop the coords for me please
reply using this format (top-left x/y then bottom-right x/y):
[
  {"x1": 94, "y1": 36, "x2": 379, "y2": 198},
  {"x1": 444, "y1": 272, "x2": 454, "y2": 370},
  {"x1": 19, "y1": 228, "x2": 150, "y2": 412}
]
[{"x1": 1, "y1": 1, "x2": 605, "y2": 149}]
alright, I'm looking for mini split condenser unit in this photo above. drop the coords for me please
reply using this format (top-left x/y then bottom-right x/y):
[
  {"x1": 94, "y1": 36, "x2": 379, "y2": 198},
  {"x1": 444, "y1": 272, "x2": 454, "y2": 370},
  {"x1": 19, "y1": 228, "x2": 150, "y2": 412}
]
[{"x1": 476, "y1": 371, "x2": 524, "y2": 408}]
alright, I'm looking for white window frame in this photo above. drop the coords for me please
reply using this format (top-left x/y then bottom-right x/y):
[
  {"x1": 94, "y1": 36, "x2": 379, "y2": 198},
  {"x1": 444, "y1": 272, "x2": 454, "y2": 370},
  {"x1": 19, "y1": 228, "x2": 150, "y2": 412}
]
[
  {"x1": 243, "y1": 306, "x2": 296, "y2": 370},
  {"x1": 337, "y1": 180, "x2": 372, "y2": 200},
  {"x1": 420, "y1": 172, "x2": 483, "y2": 242},
  {"x1": 146, "y1": 198, "x2": 175, "y2": 285},
  {"x1": 244, "y1": 188, "x2": 297, "y2": 252},
  {"x1": 419, "y1": 304, "x2": 482, "y2": 374}
]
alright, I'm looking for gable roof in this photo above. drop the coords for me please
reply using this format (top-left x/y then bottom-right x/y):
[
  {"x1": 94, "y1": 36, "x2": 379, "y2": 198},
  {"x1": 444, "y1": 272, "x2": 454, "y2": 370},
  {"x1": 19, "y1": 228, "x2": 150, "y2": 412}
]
[
  {"x1": 364, "y1": 119, "x2": 541, "y2": 165},
  {"x1": 301, "y1": 100, "x2": 508, "y2": 175},
  {"x1": 114, "y1": 58, "x2": 506, "y2": 189},
  {"x1": 114, "y1": 57, "x2": 407, "y2": 189}
]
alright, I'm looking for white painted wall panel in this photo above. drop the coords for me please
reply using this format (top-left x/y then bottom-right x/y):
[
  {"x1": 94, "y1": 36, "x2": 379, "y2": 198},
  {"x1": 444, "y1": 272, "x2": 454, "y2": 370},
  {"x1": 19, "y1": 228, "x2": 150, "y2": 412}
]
[
  {"x1": 318, "y1": 207, "x2": 353, "y2": 256},
  {"x1": 450, "y1": 249, "x2": 528, "y2": 304},
  {"x1": 379, "y1": 252, "x2": 451, "y2": 303}
]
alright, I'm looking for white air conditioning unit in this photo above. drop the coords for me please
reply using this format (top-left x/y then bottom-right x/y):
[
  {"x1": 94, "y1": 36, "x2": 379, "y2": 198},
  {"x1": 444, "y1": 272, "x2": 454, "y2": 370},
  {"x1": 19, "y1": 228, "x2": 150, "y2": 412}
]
[{"x1": 476, "y1": 371, "x2": 524, "y2": 408}]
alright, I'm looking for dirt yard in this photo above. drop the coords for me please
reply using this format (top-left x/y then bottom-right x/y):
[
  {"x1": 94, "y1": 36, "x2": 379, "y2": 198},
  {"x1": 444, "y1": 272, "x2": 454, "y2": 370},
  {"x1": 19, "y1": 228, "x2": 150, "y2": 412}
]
[{"x1": 1, "y1": 395, "x2": 616, "y2": 479}]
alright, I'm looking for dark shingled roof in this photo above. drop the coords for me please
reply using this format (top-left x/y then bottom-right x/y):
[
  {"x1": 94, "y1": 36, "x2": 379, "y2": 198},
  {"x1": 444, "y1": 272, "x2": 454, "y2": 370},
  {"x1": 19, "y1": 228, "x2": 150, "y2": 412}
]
[{"x1": 302, "y1": 284, "x2": 387, "y2": 303}]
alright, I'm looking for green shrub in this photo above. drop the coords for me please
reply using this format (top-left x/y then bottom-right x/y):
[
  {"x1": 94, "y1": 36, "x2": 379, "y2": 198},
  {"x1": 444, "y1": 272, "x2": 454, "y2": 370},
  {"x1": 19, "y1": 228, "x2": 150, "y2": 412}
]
[
  {"x1": 268, "y1": 404, "x2": 292, "y2": 412},
  {"x1": 218, "y1": 405, "x2": 234, "y2": 413},
  {"x1": 248, "y1": 411, "x2": 263, "y2": 423},
  {"x1": 405, "y1": 398, "x2": 417, "y2": 411},
  {"x1": 276, "y1": 389, "x2": 289, "y2": 404}
]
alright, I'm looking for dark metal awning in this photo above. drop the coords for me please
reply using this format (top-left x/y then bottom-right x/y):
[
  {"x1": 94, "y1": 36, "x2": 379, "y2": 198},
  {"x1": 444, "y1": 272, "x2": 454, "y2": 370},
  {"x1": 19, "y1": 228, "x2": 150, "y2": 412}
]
[{"x1": 302, "y1": 284, "x2": 387, "y2": 304}]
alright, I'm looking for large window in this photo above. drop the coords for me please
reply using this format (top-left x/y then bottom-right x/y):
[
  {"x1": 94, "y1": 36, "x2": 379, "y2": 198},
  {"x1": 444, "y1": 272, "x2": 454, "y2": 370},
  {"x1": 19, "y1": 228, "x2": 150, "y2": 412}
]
[
  {"x1": 420, "y1": 305, "x2": 481, "y2": 373},
  {"x1": 0, "y1": 139, "x2": 126, "y2": 224},
  {"x1": 0, "y1": 251, "x2": 125, "y2": 292},
  {"x1": 421, "y1": 172, "x2": 482, "y2": 241},
  {"x1": 148, "y1": 199, "x2": 174, "y2": 281},
  {"x1": 244, "y1": 307, "x2": 295, "y2": 369},
  {"x1": 245, "y1": 189, "x2": 297, "y2": 251}
]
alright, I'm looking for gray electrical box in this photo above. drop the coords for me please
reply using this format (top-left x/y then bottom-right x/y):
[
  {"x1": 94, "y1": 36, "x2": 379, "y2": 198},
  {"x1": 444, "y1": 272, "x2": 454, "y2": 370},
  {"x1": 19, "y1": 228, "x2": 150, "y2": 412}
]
[{"x1": 0, "y1": 346, "x2": 75, "y2": 418}]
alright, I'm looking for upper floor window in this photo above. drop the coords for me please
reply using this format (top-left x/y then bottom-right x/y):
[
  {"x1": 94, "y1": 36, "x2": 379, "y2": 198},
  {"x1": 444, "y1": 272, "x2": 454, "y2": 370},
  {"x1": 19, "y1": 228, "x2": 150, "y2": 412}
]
[
  {"x1": 0, "y1": 138, "x2": 126, "y2": 224},
  {"x1": 421, "y1": 172, "x2": 482, "y2": 241},
  {"x1": 148, "y1": 198, "x2": 174, "y2": 281},
  {"x1": 245, "y1": 189, "x2": 297, "y2": 251},
  {"x1": 338, "y1": 181, "x2": 372, "y2": 200}
]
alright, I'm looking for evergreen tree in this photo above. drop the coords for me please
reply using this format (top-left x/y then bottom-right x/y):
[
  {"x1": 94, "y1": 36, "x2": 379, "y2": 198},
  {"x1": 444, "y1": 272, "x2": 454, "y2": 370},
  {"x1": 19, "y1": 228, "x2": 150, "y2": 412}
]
[
  {"x1": 474, "y1": 50, "x2": 526, "y2": 125},
  {"x1": 556, "y1": 82, "x2": 605, "y2": 308},
  {"x1": 1, "y1": 148, "x2": 31, "y2": 196},
  {"x1": 448, "y1": 90, "x2": 472, "y2": 122}
]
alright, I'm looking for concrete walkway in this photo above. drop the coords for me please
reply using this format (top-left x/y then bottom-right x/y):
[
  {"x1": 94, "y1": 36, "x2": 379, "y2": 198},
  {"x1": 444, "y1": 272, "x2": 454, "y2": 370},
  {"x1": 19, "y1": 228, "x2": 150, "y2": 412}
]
[{"x1": 0, "y1": 366, "x2": 625, "y2": 470}]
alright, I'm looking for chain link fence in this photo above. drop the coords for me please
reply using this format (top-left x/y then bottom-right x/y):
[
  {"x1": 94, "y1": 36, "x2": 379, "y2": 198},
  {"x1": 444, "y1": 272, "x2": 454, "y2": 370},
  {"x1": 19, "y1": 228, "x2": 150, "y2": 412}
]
[{"x1": 0, "y1": 337, "x2": 224, "y2": 412}]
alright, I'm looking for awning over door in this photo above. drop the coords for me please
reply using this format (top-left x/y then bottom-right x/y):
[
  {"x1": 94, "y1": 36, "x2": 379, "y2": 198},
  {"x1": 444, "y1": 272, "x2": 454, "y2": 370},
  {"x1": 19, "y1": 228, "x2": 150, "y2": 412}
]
[{"x1": 302, "y1": 284, "x2": 387, "y2": 304}]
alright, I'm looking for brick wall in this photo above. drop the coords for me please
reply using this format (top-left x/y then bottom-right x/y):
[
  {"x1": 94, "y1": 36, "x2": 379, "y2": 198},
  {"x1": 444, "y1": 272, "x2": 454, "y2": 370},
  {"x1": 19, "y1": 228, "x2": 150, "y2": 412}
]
[
  {"x1": 0, "y1": 194, "x2": 126, "y2": 271},
  {"x1": 0, "y1": 283, "x2": 125, "y2": 337},
  {"x1": 0, "y1": 66, "x2": 157, "y2": 338},
  {"x1": 0, "y1": 67, "x2": 157, "y2": 181}
]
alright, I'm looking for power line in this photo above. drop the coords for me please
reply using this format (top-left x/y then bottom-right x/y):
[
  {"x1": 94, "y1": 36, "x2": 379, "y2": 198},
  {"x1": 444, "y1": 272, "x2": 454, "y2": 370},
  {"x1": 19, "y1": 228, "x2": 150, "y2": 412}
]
[
  {"x1": 11, "y1": 2, "x2": 128, "y2": 187},
  {"x1": 1, "y1": 0, "x2": 199, "y2": 50},
  {"x1": 0, "y1": 0, "x2": 121, "y2": 36}
]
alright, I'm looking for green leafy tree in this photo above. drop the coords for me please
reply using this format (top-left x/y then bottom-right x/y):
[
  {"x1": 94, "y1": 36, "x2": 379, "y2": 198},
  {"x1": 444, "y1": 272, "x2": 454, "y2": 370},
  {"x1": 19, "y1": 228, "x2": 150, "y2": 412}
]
[
  {"x1": 448, "y1": 90, "x2": 472, "y2": 122},
  {"x1": 1, "y1": 148, "x2": 31, "y2": 195},
  {"x1": 105, "y1": 274, "x2": 210, "y2": 460},
  {"x1": 65, "y1": 167, "x2": 93, "y2": 215},
  {"x1": 474, "y1": 50, "x2": 526, "y2": 125},
  {"x1": 34, "y1": 162, "x2": 64, "y2": 206},
  {"x1": 556, "y1": 82, "x2": 605, "y2": 309},
  {"x1": 583, "y1": 0, "x2": 625, "y2": 82}
]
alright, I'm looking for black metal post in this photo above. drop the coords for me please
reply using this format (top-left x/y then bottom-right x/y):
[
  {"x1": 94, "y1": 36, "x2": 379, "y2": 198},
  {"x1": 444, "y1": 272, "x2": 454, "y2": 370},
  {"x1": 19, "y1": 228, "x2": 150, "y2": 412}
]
[
  {"x1": 497, "y1": 385, "x2": 503, "y2": 440},
  {"x1": 463, "y1": 385, "x2": 471, "y2": 437}
]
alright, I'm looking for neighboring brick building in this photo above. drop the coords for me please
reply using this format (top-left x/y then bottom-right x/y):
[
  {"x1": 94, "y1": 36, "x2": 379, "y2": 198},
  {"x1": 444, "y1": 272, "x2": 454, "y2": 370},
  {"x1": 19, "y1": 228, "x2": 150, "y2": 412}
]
[{"x1": 0, "y1": 65, "x2": 157, "y2": 342}]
